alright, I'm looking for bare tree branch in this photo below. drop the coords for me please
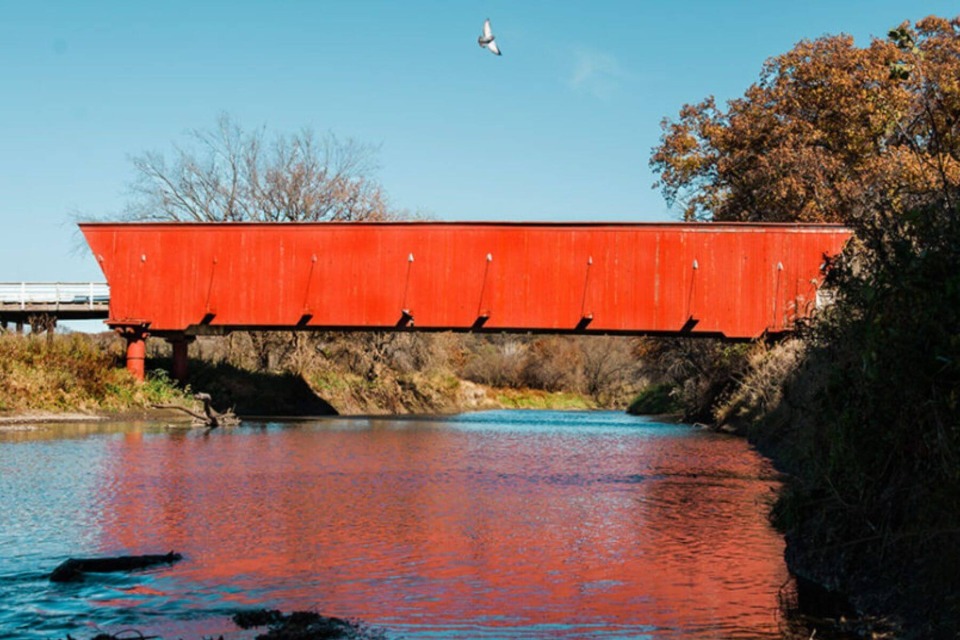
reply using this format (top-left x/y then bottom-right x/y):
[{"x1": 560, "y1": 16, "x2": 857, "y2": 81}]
[{"x1": 125, "y1": 113, "x2": 394, "y2": 223}]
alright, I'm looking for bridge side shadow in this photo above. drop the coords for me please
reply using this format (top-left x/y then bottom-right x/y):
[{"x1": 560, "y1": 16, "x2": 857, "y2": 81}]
[{"x1": 150, "y1": 358, "x2": 338, "y2": 418}]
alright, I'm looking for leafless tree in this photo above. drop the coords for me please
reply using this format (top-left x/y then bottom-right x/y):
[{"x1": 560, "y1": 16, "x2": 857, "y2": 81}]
[
  {"x1": 123, "y1": 115, "x2": 403, "y2": 377},
  {"x1": 579, "y1": 336, "x2": 644, "y2": 406},
  {"x1": 126, "y1": 113, "x2": 392, "y2": 223}
]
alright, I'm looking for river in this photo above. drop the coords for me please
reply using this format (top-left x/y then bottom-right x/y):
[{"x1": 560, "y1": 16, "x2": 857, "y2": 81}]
[{"x1": 0, "y1": 410, "x2": 790, "y2": 639}]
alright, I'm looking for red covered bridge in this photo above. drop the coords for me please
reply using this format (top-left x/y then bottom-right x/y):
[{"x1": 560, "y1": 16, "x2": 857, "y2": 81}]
[{"x1": 79, "y1": 222, "x2": 851, "y2": 381}]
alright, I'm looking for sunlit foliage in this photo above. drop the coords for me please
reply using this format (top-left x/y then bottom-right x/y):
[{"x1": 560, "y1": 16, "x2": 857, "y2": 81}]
[{"x1": 651, "y1": 16, "x2": 960, "y2": 223}]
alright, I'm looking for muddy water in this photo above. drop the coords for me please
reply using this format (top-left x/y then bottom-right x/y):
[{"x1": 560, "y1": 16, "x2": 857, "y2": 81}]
[{"x1": 0, "y1": 411, "x2": 789, "y2": 638}]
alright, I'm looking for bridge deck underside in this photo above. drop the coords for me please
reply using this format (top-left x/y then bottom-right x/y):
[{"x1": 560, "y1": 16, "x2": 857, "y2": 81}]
[
  {"x1": 79, "y1": 222, "x2": 851, "y2": 339},
  {"x1": 0, "y1": 304, "x2": 109, "y2": 323}
]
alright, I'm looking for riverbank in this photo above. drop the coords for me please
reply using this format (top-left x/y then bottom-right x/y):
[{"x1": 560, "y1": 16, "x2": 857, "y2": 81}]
[
  {"x1": 0, "y1": 386, "x2": 595, "y2": 427},
  {"x1": 622, "y1": 336, "x2": 953, "y2": 638},
  {"x1": 711, "y1": 336, "x2": 960, "y2": 639},
  {"x1": 0, "y1": 407, "x2": 201, "y2": 429},
  {"x1": 0, "y1": 411, "x2": 106, "y2": 425},
  {"x1": 0, "y1": 332, "x2": 193, "y2": 414},
  {"x1": 0, "y1": 332, "x2": 607, "y2": 422}
]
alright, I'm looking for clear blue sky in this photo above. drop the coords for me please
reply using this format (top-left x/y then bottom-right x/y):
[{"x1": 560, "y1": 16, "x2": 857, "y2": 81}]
[{"x1": 1, "y1": 0, "x2": 957, "y2": 283}]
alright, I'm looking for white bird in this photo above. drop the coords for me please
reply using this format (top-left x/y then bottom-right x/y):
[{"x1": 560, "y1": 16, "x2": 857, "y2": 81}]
[{"x1": 478, "y1": 18, "x2": 501, "y2": 56}]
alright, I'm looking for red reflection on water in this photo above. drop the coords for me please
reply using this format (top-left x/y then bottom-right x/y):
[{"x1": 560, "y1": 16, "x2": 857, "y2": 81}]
[{"x1": 97, "y1": 421, "x2": 787, "y2": 637}]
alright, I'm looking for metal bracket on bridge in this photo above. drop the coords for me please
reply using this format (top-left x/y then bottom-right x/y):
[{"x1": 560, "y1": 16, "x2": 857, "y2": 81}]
[
  {"x1": 297, "y1": 313, "x2": 313, "y2": 327},
  {"x1": 680, "y1": 316, "x2": 700, "y2": 333},
  {"x1": 471, "y1": 309, "x2": 491, "y2": 330},
  {"x1": 397, "y1": 308, "x2": 414, "y2": 328}
]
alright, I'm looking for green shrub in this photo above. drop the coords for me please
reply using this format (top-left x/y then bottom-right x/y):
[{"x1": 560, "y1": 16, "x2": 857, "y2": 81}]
[{"x1": 627, "y1": 383, "x2": 681, "y2": 415}]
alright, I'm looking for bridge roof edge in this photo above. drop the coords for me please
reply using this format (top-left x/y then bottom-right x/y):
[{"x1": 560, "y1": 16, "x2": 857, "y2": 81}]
[{"x1": 77, "y1": 220, "x2": 851, "y2": 232}]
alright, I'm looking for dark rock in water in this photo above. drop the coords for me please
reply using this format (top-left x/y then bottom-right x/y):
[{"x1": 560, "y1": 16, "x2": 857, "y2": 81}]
[
  {"x1": 232, "y1": 608, "x2": 286, "y2": 629},
  {"x1": 50, "y1": 551, "x2": 183, "y2": 582},
  {"x1": 232, "y1": 609, "x2": 386, "y2": 639}
]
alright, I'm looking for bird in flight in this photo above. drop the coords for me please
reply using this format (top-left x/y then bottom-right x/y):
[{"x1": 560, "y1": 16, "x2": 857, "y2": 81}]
[{"x1": 478, "y1": 18, "x2": 501, "y2": 56}]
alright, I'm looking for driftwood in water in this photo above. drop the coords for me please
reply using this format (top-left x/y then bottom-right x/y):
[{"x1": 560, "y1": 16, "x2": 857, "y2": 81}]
[
  {"x1": 153, "y1": 392, "x2": 239, "y2": 428},
  {"x1": 50, "y1": 551, "x2": 183, "y2": 582}
]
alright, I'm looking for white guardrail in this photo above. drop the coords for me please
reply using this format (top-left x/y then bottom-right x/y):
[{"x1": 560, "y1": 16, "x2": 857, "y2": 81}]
[{"x1": 0, "y1": 282, "x2": 110, "y2": 309}]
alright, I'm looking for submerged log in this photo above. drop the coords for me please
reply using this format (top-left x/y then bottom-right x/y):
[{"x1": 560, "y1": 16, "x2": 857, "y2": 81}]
[{"x1": 50, "y1": 551, "x2": 183, "y2": 582}]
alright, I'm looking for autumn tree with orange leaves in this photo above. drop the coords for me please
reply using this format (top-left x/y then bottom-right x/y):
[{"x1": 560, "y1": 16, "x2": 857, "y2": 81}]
[
  {"x1": 651, "y1": 16, "x2": 960, "y2": 223},
  {"x1": 650, "y1": 17, "x2": 960, "y2": 636}
]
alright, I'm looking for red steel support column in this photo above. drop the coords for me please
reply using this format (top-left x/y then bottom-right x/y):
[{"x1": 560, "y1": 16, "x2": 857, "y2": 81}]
[
  {"x1": 112, "y1": 323, "x2": 150, "y2": 382},
  {"x1": 167, "y1": 334, "x2": 194, "y2": 383}
]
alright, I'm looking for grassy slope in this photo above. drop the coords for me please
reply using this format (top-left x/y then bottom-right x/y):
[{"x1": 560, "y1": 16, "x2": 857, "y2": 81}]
[
  {"x1": 0, "y1": 333, "x2": 601, "y2": 418},
  {"x1": 0, "y1": 333, "x2": 187, "y2": 414}
]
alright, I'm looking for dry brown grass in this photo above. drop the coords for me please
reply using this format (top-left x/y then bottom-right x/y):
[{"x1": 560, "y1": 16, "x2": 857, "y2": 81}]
[{"x1": 0, "y1": 332, "x2": 186, "y2": 413}]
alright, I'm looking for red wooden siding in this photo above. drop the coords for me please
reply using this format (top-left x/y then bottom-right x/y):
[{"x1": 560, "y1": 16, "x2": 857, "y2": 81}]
[{"x1": 80, "y1": 222, "x2": 851, "y2": 339}]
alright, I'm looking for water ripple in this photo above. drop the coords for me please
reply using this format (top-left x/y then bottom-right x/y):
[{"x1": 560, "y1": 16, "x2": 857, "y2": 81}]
[{"x1": 1, "y1": 412, "x2": 787, "y2": 639}]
